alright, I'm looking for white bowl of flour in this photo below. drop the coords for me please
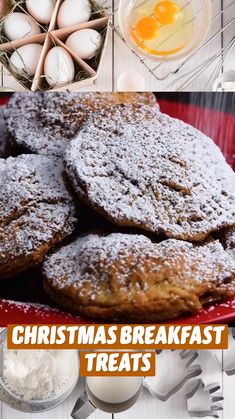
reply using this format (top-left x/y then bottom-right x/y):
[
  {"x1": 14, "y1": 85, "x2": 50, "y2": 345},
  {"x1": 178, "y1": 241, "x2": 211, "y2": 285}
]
[{"x1": 0, "y1": 329, "x2": 79, "y2": 413}]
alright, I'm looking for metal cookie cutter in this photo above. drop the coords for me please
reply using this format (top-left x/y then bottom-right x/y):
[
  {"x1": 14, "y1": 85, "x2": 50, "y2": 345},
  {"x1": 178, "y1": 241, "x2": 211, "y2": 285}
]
[
  {"x1": 186, "y1": 379, "x2": 223, "y2": 418},
  {"x1": 181, "y1": 349, "x2": 221, "y2": 387},
  {"x1": 71, "y1": 378, "x2": 97, "y2": 419},
  {"x1": 144, "y1": 350, "x2": 202, "y2": 401},
  {"x1": 71, "y1": 391, "x2": 96, "y2": 419},
  {"x1": 213, "y1": 328, "x2": 235, "y2": 376}
]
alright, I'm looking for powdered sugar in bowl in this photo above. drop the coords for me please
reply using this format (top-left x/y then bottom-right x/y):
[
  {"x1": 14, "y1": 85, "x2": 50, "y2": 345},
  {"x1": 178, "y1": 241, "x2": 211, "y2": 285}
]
[{"x1": 0, "y1": 329, "x2": 79, "y2": 413}]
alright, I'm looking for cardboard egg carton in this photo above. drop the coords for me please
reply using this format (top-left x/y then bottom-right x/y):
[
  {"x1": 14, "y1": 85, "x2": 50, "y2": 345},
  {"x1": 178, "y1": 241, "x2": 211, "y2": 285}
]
[{"x1": 0, "y1": 0, "x2": 109, "y2": 91}]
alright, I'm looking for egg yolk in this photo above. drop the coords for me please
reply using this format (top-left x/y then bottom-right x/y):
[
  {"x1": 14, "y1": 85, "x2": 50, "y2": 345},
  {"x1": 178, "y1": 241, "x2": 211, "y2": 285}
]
[
  {"x1": 135, "y1": 16, "x2": 159, "y2": 40},
  {"x1": 154, "y1": 1, "x2": 181, "y2": 25}
]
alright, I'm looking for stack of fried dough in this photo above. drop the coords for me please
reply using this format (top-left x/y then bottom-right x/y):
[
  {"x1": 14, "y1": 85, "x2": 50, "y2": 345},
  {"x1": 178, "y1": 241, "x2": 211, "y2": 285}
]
[{"x1": 0, "y1": 92, "x2": 235, "y2": 322}]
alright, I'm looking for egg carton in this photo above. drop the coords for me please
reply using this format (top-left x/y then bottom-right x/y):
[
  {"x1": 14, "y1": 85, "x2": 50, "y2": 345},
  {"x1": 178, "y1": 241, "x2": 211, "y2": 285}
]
[{"x1": 0, "y1": 0, "x2": 109, "y2": 91}]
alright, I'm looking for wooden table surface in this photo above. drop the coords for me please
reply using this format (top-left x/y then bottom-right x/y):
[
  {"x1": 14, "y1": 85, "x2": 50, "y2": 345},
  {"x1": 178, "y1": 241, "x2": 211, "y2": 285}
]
[
  {"x1": 0, "y1": 349, "x2": 234, "y2": 419},
  {"x1": 0, "y1": 0, "x2": 234, "y2": 92}
]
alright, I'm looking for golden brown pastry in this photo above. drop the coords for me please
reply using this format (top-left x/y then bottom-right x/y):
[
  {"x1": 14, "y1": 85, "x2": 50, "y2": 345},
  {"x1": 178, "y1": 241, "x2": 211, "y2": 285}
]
[
  {"x1": 43, "y1": 233, "x2": 235, "y2": 322},
  {"x1": 65, "y1": 104, "x2": 235, "y2": 242},
  {"x1": 4, "y1": 92, "x2": 158, "y2": 157},
  {"x1": 0, "y1": 154, "x2": 77, "y2": 279}
]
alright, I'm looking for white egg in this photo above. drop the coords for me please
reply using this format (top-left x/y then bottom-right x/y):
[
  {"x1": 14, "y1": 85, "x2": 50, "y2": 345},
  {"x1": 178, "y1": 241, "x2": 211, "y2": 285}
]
[
  {"x1": 3, "y1": 12, "x2": 41, "y2": 41},
  {"x1": 26, "y1": 0, "x2": 56, "y2": 24},
  {"x1": 44, "y1": 46, "x2": 75, "y2": 87},
  {"x1": 9, "y1": 44, "x2": 43, "y2": 77},
  {"x1": 117, "y1": 72, "x2": 146, "y2": 92},
  {"x1": 57, "y1": 0, "x2": 91, "y2": 28},
  {"x1": 66, "y1": 29, "x2": 102, "y2": 60}
]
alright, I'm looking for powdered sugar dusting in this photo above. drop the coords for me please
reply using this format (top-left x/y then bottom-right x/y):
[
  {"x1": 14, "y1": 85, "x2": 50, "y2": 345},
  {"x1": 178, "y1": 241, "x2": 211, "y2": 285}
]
[
  {"x1": 43, "y1": 233, "x2": 235, "y2": 309},
  {"x1": 65, "y1": 104, "x2": 235, "y2": 241},
  {"x1": 0, "y1": 154, "x2": 77, "y2": 278},
  {"x1": 220, "y1": 226, "x2": 235, "y2": 260},
  {"x1": 4, "y1": 93, "x2": 157, "y2": 157}
]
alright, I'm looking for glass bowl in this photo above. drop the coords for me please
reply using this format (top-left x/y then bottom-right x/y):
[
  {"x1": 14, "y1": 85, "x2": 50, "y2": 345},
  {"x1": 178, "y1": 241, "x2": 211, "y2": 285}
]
[
  {"x1": 118, "y1": 0, "x2": 212, "y2": 62},
  {"x1": 0, "y1": 329, "x2": 79, "y2": 413}
]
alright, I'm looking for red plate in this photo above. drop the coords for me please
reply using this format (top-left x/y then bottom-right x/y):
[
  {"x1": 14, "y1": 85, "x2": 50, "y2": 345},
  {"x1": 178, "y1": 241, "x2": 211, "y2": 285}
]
[
  {"x1": 1, "y1": 298, "x2": 235, "y2": 325},
  {"x1": 0, "y1": 97, "x2": 235, "y2": 325}
]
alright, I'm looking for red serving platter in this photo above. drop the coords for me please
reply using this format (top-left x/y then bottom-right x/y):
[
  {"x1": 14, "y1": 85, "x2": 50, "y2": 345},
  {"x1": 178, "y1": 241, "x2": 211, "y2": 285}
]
[{"x1": 0, "y1": 96, "x2": 235, "y2": 325}]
